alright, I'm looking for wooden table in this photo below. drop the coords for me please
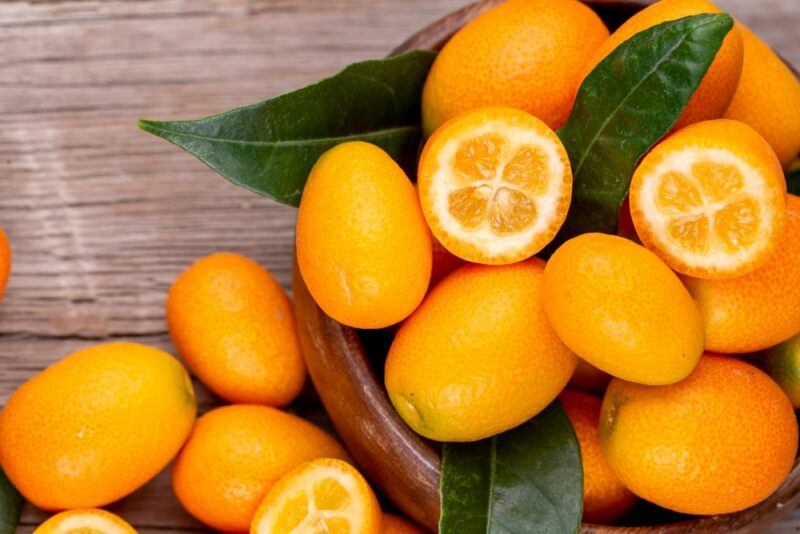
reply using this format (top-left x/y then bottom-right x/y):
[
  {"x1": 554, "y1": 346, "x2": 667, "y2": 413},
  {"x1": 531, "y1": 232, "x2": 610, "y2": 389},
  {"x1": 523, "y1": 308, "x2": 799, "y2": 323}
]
[{"x1": 1, "y1": 0, "x2": 798, "y2": 531}]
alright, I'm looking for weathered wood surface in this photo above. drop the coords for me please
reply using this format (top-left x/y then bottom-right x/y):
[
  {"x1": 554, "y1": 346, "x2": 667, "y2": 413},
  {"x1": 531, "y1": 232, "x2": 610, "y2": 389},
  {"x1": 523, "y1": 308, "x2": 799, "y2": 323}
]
[{"x1": 0, "y1": 0, "x2": 798, "y2": 532}]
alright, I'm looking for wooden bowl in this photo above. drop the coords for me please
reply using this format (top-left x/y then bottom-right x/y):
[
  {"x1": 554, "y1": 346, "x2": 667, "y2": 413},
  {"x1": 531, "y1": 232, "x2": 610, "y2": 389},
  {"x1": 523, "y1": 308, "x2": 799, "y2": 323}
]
[{"x1": 292, "y1": 1, "x2": 800, "y2": 532}]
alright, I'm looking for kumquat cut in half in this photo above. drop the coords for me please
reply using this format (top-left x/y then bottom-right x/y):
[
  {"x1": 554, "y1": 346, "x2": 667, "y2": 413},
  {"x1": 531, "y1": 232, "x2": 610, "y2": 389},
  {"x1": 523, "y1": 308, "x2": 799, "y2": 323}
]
[
  {"x1": 33, "y1": 509, "x2": 137, "y2": 534},
  {"x1": 629, "y1": 119, "x2": 787, "y2": 278},
  {"x1": 250, "y1": 458, "x2": 382, "y2": 534},
  {"x1": 418, "y1": 106, "x2": 572, "y2": 265}
]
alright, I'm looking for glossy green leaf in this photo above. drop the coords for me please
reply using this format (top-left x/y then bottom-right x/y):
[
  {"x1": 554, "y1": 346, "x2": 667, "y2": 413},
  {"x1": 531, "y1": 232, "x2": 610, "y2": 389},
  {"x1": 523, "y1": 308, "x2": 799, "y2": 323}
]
[
  {"x1": 439, "y1": 402, "x2": 582, "y2": 534},
  {"x1": 788, "y1": 168, "x2": 800, "y2": 195},
  {"x1": 548, "y1": 13, "x2": 734, "y2": 251},
  {"x1": 0, "y1": 467, "x2": 21, "y2": 534},
  {"x1": 139, "y1": 50, "x2": 436, "y2": 206}
]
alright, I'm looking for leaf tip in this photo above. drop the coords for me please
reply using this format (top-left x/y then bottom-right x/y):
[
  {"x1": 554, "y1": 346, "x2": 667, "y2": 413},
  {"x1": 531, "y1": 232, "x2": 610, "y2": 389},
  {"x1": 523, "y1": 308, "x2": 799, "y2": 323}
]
[
  {"x1": 695, "y1": 11, "x2": 734, "y2": 31},
  {"x1": 715, "y1": 11, "x2": 734, "y2": 29},
  {"x1": 137, "y1": 119, "x2": 159, "y2": 133}
]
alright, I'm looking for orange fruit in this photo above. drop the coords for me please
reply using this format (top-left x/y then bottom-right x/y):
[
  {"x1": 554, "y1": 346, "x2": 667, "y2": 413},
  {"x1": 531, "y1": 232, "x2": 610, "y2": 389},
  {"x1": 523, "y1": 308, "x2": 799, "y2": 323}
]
[
  {"x1": 385, "y1": 259, "x2": 576, "y2": 442},
  {"x1": 382, "y1": 513, "x2": 425, "y2": 534},
  {"x1": 418, "y1": 107, "x2": 572, "y2": 265},
  {"x1": 296, "y1": 141, "x2": 431, "y2": 329},
  {"x1": 724, "y1": 25, "x2": 800, "y2": 167},
  {"x1": 250, "y1": 458, "x2": 382, "y2": 534},
  {"x1": 559, "y1": 390, "x2": 637, "y2": 524},
  {"x1": 582, "y1": 0, "x2": 743, "y2": 130},
  {"x1": 421, "y1": 0, "x2": 609, "y2": 134},
  {"x1": 167, "y1": 252, "x2": 305, "y2": 406},
  {"x1": 0, "y1": 227, "x2": 9, "y2": 302},
  {"x1": 568, "y1": 359, "x2": 612, "y2": 395},
  {"x1": 757, "y1": 331, "x2": 800, "y2": 408},
  {"x1": 0, "y1": 342, "x2": 196, "y2": 510},
  {"x1": 543, "y1": 233, "x2": 704, "y2": 385},
  {"x1": 33, "y1": 509, "x2": 136, "y2": 534},
  {"x1": 172, "y1": 404, "x2": 349, "y2": 532},
  {"x1": 683, "y1": 194, "x2": 800, "y2": 353},
  {"x1": 600, "y1": 354, "x2": 798, "y2": 515},
  {"x1": 630, "y1": 119, "x2": 786, "y2": 278}
]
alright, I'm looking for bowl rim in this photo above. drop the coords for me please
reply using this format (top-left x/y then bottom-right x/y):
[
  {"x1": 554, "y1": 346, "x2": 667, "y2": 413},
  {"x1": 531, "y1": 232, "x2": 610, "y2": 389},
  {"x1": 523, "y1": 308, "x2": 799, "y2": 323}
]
[{"x1": 293, "y1": 1, "x2": 800, "y2": 532}]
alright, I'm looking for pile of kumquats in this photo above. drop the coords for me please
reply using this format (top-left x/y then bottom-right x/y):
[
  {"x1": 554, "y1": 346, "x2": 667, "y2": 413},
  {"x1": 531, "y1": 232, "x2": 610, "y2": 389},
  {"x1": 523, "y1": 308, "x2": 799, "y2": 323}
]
[{"x1": 1, "y1": 0, "x2": 800, "y2": 532}]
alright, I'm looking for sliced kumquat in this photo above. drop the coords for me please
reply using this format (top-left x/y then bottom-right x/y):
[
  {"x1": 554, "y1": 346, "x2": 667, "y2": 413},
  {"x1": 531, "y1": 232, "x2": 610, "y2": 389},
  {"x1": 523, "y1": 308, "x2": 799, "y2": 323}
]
[
  {"x1": 630, "y1": 119, "x2": 786, "y2": 278},
  {"x1": 418, "y1": 106, "x2": 572, "y2": 265},
  {"x1": 33, "y1": 509, "x2": 137, "y2": 534},
  {"x1": 250, "y1": 458, "x2": 381, "y2": 534}
]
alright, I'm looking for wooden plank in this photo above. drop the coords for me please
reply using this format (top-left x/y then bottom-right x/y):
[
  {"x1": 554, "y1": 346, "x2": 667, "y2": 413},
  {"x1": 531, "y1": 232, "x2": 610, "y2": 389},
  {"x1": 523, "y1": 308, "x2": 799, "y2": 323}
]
[
  {"x1": 1, "y1": 0, "x2": 465, "y2": 529},
  {"x1": 1, "y1": 0, "x2": 799, "y2": 531}
]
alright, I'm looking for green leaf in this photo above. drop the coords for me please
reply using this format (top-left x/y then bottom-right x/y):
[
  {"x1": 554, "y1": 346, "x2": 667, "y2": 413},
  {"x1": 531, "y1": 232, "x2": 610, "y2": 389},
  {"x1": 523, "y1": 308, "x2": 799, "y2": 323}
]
[
  {"x1": 0, "y1": 467, "x2": 21, "y2": 534},
  {"x1": 139, "y1": 50, "x2": 436, "y2": 206},
  {"x1": 548, "y1": 13, "x2": 734, "y2": 251},
  {"x1": 788, "y1": 168, "x2": 800, "y2": 195},
  {"x1": 439, "y1": 402, "x2": 582, "y2": 534}
]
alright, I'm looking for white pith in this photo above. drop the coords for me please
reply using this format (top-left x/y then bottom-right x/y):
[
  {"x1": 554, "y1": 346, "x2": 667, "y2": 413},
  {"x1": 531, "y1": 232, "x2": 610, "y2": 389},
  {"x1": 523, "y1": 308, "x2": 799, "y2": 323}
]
[
  {"x1": 253, "y1": 466, "x2": 365, "y2": 534},
  {"x1": 429, "y1": 120, "x2": 568, "y2": 258},
  {"x1": 637, "y1": 147, "x2": 777, "y2": 270},
  {"x1": 54, "y1": 513, "x2": 131, "y2": 534}
]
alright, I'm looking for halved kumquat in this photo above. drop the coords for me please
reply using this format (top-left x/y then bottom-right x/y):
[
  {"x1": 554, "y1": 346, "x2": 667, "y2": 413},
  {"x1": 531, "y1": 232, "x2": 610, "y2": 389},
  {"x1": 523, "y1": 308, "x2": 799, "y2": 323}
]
[
  {"x1": 418, "y1": 106, "x2": 572, "y2": 265},
  {"x1": 33, "y1": 509, "x2": 136, "y2": 534},
  {"x1": 250, "y1": 458, "x2": 381, "y2": 534},
  {"x1": 629, "y1": 119, "x2": 786, "y2": 278}
]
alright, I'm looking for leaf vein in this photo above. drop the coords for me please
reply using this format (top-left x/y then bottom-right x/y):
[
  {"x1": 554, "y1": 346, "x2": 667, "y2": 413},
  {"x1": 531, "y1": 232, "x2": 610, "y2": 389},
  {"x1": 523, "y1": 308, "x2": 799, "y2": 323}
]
[
  {"x1": 485, "y1": 437, "x2": 497, "y2": 534},
  {"x1": 139, "y1": 123, "x2": 418, "y2": 147},
  {"x1": 570, "y1": 18, "x2": 719, "y2": 177}
]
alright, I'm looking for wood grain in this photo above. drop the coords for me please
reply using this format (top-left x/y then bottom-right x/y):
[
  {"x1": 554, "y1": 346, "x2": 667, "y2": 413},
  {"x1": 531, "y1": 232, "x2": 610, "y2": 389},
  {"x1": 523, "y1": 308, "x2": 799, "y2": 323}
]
[{"x1": 0, "y1": 0, "x2": 798, "y2": 532}]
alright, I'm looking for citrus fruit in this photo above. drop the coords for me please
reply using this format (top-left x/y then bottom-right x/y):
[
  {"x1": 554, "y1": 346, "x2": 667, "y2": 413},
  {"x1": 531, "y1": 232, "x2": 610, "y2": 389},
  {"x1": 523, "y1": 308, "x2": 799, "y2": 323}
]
[
  {"x1": 385, "y1": 259, "x2": 577, "y2": 442},
  {"x1": 600, "y1": 354, "x2": 798, "y2": 515},
  {"x1": 421, "y1": 0, "x2": 609, "y2": 134},
  {"x1": 724, "y1": 25, "x2": 800, "y2": 167},
  {"x1": 543, "y1": 233, "x2": 704, "y2": 385},
  {"x1": 559, "y1": 390, "x2": 637, "y2": 524},
  {"x1": 757, "y1": 332, "x2": 800, "y2": 408},
  {"x1": 0, "y1": 227, "x2": 9, "y2": 302},
  {"x1": 167, "y1": 252, "x2": 305, "y2": 406},
  {"x1": 33, "y1": 509, "x2": 136, "y2": 534},
  {"x1": 568, "y1": 359, "x2": 612, "y2": 395},
  {"x1": 418, "y1": 107, "x2": 572, "y2": 265},
  {"x1": 0, "y1": 343, "x2": 195, "y2": 510},
  {"x1": 296, "y1": 141, "x2": 431, "y2": 329},
  {"x1": 630, "y1": 119, "x2": 786, "y2": 279},
  {"x1": 382, "y1": 513, "x2": 425, "y2": 534},
  {"x1": 250, "y1": 458, "x2": 381, "y2": 534},
  {"x1": 173, "y1": 404, "x2": 349, "y2": 532},
  {"x1": 582, "y1": 0, "x2": 743, "y2": 130},
  {"x1": 683, "y1": 194, "x2": 800, "y2": 353}
]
